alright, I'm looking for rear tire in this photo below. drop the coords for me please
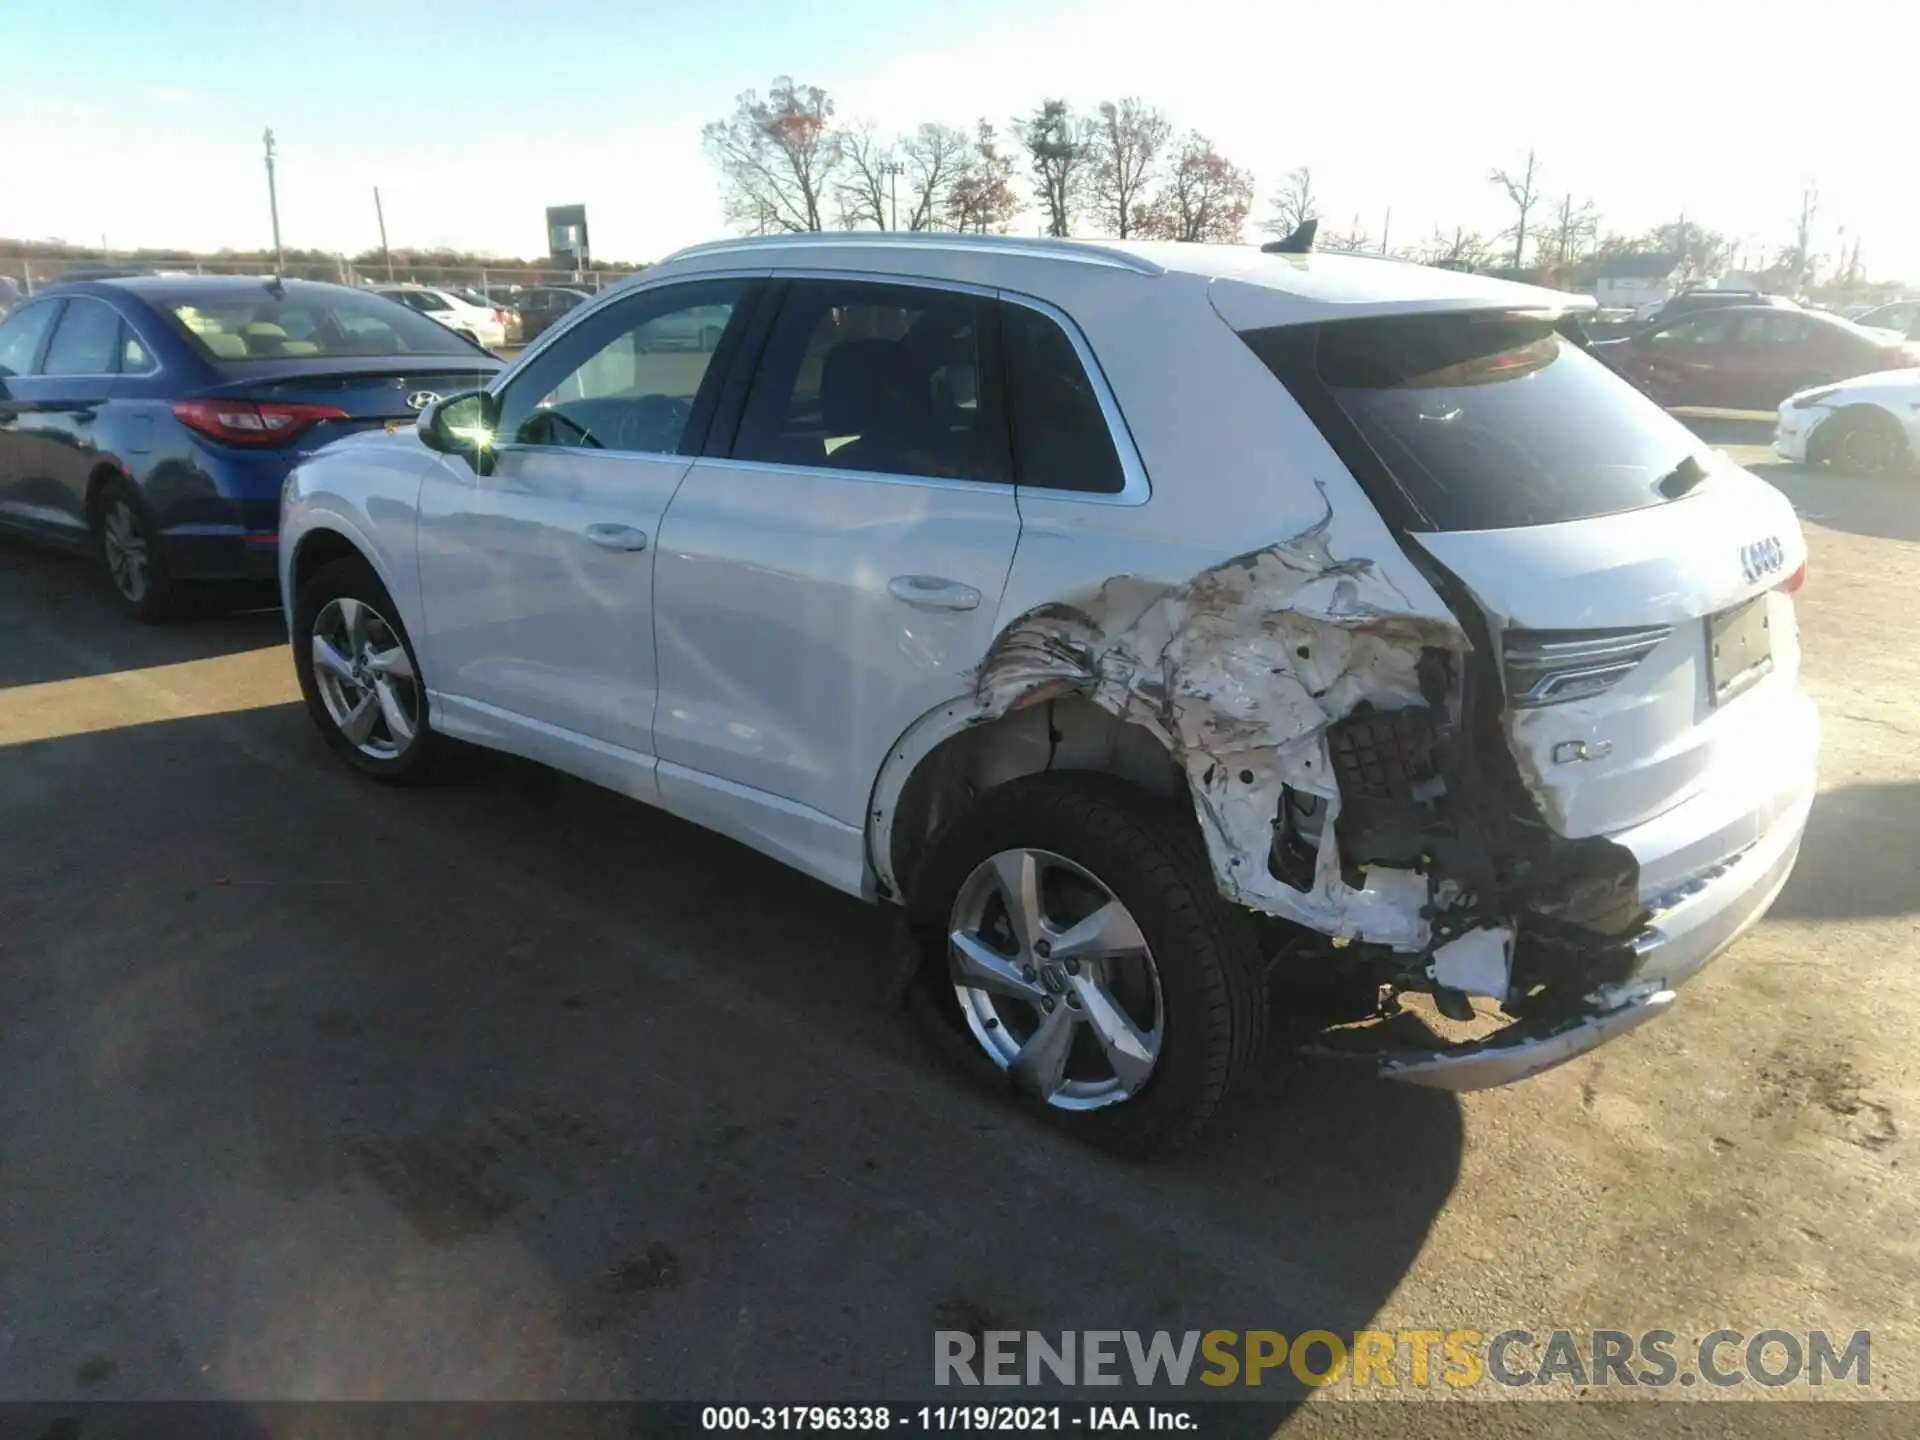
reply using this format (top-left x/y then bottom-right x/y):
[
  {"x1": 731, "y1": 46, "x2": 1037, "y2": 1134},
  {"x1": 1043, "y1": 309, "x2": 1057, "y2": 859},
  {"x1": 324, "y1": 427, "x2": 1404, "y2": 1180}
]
[
  {"x1": 292, "y1": 553, "x2": 448, "y2": 784},
  {"x1": 906, "y1": 774, "x2": 1270, "y2": 1157},
  {"x1": 93, "y1": 479, "x2": 190, "y2": 623},
  {"x1": 1816, "y1": 406, "x2": 1913, "y2": 477}
]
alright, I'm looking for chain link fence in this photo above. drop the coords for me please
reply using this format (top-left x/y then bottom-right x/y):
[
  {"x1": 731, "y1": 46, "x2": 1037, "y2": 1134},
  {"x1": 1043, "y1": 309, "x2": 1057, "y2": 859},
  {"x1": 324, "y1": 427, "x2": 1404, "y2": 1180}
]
[{"x1": 12, "y1": 255, "x2": 643, "y2": 297}]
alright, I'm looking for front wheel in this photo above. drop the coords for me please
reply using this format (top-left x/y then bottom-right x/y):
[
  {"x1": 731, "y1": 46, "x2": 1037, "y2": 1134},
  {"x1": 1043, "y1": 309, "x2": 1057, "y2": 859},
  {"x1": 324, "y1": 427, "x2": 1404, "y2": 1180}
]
[
  {"x1": 1817, "y1": 406, "x2": 1913, "y2": 477},
  {"x1": 292, "y1": 554, "x2": 447, "y2": 783},
  {"x1": 907, "y1": 774, "x2": 1270, "y2": 1156}
]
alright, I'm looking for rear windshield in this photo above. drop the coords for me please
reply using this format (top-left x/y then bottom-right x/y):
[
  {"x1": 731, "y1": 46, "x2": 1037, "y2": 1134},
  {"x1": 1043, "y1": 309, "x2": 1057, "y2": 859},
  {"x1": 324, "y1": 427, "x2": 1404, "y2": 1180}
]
[
  {"x1": 161, "y1": 288, "x2": 481, "y2": 362},
  {"x1": 1242, "y1": 311, "x2": 1705, "y2": 532}
]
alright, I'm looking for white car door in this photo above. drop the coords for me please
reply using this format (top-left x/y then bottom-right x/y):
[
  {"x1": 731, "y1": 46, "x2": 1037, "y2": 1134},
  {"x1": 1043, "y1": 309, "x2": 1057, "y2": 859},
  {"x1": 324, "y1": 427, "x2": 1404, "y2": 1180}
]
[
  {"x1": 650, "y1": 276, "x2": 1022, "y2": 893},
  {"x1": 414, "y1": 276, "x2": 761, "y2": 800}
]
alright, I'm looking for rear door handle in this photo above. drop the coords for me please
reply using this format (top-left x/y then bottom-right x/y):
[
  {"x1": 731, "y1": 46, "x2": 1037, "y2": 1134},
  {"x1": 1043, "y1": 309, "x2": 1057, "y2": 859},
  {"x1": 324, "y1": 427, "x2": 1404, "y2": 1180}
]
[
  {"x1": 888, "y1": 575, "x2": 981, "y2": 612},
  {"x1": 584, "y1": 522, "x2": 648, "y2": 552}
]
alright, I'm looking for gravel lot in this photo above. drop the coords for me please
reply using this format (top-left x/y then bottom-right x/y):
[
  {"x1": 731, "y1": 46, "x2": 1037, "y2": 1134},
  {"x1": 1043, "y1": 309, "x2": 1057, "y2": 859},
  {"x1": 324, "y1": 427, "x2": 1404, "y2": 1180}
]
[{"x1": 1, "y1": 425, "x2": 1915, "y2": 1433}]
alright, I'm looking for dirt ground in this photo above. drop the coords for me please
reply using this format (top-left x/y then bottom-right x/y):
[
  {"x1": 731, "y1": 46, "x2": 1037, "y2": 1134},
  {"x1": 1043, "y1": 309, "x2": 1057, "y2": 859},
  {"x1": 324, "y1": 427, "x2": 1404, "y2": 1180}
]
[{"x1": 0, "y1": 426, "x2": 1915, "y2": 1432}]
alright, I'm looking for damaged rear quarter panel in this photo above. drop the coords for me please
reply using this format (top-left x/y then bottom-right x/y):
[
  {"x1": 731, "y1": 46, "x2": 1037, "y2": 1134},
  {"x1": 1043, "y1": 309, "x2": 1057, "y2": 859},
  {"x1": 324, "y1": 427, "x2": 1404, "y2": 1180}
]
[{"x1": 977, "y1": 497, "x2": 1468, "y2": 944}]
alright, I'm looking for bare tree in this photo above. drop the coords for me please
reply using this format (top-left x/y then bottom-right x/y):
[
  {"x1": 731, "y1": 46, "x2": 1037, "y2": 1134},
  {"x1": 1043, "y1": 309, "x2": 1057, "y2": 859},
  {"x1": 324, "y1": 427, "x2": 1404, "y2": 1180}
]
[
  {"x1": 834, "y1": 123, "x2": 896, "y2": 230},
  {"x1": 1423, "y1": 225, "x2": 1493, "y2": 270},
  {"x1": 1263, "y1": 167, "x2": 1319, "y2": 238},
  {"x1": 901, "y1": 122, "x2": 971, "y2": 231},
  {"x1": 1137, "y1": 134, "x2": 1253, "y2": 244},
  {"x1": 1019, "y1": 100, "x2": 1093, "y2": 238},
  {"x1": 1650, "y1": 218, "x2": 1731, "y2": 279},
  {"x1": 1489, "y1": 148, "x2": 1542, "y2": 268},
  {"x1": 1320, "y1": 214, "x2": 1374, "y2": 253},
  {"x1": 1780, "y1": 180, "x2": 1820, "y2": 290},
  {"x1": 947, "y1": 121, "x2": 1019, "y2": 234},
  {"x1": 1543, "y1": 194, "x2": 1600, "y2": 265},
  {"x1": 1087, "y1": 98, "x2": 1171, "y2": 239},
  {"x1": 702, "y1": 77, "x2": 843, "y2": 233}
]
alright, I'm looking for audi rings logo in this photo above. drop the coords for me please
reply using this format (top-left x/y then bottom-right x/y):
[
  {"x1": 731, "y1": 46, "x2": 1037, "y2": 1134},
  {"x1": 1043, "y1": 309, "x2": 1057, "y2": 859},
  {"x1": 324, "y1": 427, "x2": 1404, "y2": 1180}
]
[{"x1": 405, "y1": 391, "x2": 441, "y2": 412}]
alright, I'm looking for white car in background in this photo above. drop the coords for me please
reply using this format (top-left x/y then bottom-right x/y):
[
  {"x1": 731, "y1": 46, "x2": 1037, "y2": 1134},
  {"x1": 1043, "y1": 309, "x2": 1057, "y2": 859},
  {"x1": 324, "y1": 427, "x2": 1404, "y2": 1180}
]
[
  {"x1": 1774, "y1": 369, "x2": 1920, "y2": 475},
  {"x1": 281, "y1": 233, "x2": 1816, "y2": 1153},
  {"x1": 370, "y1": 284, "x2": 508, "y2": 350}
]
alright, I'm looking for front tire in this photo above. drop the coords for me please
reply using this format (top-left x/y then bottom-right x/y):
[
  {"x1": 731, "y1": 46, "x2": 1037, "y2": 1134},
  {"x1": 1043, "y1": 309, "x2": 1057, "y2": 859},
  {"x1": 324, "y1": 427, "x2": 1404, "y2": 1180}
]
[
  {"x1": 1816, "y1": 406, "x2": 1913, "y2": 477},
  {"x1": 907, "y1": 774, "x2": 1269, "y2": 1156},
  {"x1": 292, "y1": 554, "x2": 445, "y2": 784}
]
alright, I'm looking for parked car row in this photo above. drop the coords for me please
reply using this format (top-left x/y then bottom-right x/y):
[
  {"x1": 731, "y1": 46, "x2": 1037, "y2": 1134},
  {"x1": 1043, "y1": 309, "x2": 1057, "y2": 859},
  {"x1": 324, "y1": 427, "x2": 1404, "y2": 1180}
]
[
  {"x1": 1591, "y1": 304, "x2": 1920, "y2": 420},
  {"x1": 0, "y1": 275, "x2": 500, "y2": 618}
]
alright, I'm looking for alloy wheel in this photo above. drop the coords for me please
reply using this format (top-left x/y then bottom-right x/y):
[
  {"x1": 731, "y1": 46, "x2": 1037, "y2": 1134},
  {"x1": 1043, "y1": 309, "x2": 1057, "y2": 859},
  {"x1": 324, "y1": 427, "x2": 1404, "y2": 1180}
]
[
  {"x1": 100, "y1": 499, "x2": 150, "y2": 603},
  {"x1": 310, "y1": 596, "x2": 419, "y2": 760},
  {"x1": 948, "y1": 848, "x2": 1165, "y2": 1111},
  {"x1": 1836, "y1": 419, "x2": 1901, "y2": 475}
]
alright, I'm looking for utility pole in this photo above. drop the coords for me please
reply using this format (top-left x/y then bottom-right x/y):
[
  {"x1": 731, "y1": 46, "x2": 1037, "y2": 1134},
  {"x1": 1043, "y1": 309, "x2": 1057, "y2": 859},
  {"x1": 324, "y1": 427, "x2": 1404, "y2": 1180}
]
[
  {"x1": 373, "y1": 186, "x2": 394, "y2": 281},
  {"x1": 263, "y1": 128, "x2": 285, "y2": 275},
  {"x1": 880, "y1": 159, "x2": 904, "y2": 231},
  {"x1": 1380, "y1": 207, "x2": 1391, "y2": 257}
]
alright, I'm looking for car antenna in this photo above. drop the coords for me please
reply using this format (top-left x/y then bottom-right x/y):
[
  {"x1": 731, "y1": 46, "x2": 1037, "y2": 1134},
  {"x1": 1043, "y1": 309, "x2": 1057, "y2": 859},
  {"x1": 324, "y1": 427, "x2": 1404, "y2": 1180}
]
[{"x1": 1261, "y1": 218, "x2": 1318, "y2": 254}]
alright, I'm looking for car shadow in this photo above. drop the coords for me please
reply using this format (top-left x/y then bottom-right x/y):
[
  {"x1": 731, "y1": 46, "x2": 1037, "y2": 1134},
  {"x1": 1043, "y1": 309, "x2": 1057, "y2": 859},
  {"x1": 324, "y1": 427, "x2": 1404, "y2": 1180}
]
[
  {"x1": 0, "y1": 692, "x2": 1461, "y2": 1410},
  {"x1": 1768, "y1": 781, "x2": 1920, "y2": 923},
  {"x1": 0, "y1": 536, "x2": 287, "y2": 690}
]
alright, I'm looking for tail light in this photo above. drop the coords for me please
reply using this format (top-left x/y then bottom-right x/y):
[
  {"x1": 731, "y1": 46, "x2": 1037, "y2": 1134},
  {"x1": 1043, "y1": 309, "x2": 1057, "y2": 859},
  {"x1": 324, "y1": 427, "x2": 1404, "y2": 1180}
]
[
  {"x1": 1503, "y1": 626, "x2": 1672, "y2": 708},
  {"x1": 494, "y1": 308, "x2": 508, "y2": 326},
  {"x1": 1777, "y1": 561, "x2": 1806, "y2": 594},
  {"x1": 173, "y1": 399, "x2": 350, "y2": 446}
]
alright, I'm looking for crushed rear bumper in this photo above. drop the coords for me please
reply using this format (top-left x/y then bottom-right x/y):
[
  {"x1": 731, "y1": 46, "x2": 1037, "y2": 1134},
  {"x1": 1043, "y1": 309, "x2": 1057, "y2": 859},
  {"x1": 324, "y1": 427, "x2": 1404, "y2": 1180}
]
[{"x1": 1381, "y1": 730, "x2": 1814, "y2": 1091}]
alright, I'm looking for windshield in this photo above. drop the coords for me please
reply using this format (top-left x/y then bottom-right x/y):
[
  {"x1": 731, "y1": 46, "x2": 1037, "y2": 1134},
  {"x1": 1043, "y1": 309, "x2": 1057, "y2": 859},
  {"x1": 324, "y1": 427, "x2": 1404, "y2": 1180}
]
[
  {"x1": 162, "y1": 287, "x2": 481, "y2": 362},
  {"x1": 1242, "y1": 311, "x2": 1706, "y2": 532}
]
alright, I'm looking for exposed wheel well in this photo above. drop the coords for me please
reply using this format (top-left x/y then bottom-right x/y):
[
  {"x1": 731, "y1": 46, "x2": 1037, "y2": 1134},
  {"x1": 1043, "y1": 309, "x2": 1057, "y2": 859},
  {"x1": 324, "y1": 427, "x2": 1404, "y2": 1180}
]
[
  {"x1": 83, "y1": 463, "x2": 131, "y2": 531},
  {"x1": 884, "y1": 695, "x2": 1191, "y2": 903},
  {"x1": 290, "y1": 528, "x2": 366, "y2": 601},
  {"x1": 1811, "y1": 404, "x2": 1904, "y2": 464}
]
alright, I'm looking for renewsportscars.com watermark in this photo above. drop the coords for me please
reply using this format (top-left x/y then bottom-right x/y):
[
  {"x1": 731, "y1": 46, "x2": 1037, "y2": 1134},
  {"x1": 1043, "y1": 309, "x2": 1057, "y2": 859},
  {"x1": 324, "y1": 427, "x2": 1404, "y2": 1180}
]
[{"x1": 934, "y1": 1329, "x2": 1872, "y2": 1391}]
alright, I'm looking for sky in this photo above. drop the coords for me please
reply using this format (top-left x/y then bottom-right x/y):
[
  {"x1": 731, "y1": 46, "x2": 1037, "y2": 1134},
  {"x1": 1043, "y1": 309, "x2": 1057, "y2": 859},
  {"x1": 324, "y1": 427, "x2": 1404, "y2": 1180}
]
[{"x1": 1, "y1": 0, "x2": 1915, "y2": 281}]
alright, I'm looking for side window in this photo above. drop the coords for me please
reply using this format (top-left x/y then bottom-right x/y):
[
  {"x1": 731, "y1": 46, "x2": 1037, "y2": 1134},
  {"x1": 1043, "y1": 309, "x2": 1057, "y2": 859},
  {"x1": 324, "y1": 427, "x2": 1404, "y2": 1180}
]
[
  {"x1": 1738, "y1": 313, "x2": 1809, "y2": 345},
  {"x1": 733, "y1": 279, "x2": 1005, "y2": 484},
  {"x1": 1651, "y1": 313, "x2": 1735, "y2": 345},
  {"x1": 120, "y1": 323, "x2": 156, "y2": 374},
  {"x1": 1002, "y1": 301, "x2": 1126, "y2": 494},
  {"x1": 0, "y1": 300, "x2": 59, "y2": 377},
  {"x1": 497, "y1": 278, "x2": 747, "y2": 454},
  {"x1": 42, "y1": 297, "x2": 124, "y2": 376}
]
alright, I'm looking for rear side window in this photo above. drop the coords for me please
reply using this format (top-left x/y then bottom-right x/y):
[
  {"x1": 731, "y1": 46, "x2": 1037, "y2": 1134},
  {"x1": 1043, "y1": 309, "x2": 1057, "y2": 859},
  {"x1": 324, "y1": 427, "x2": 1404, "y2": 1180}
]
[
  {"x1": 733, "y1": 279, "x2": 1006, "y2": 485},
  {"x1": 0, "y1": 300, "x2": 58, "y2": 376},
  {"x1": 42, "y1": 296, "x2": 124, "y2": 375},
  {"x1": 1242, "y1": 311, "x2": 1706, "y2": 532},
  {"x1": 1002, "y1": 301, "x2": 1125, "y2": 494}
]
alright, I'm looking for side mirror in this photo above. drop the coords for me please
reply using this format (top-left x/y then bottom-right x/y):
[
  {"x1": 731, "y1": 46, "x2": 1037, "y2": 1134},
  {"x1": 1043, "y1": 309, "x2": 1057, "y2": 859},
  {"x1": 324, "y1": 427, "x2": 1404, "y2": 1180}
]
[{"x1": 418, "y1": 389, "x2": 500, "y2": 472}]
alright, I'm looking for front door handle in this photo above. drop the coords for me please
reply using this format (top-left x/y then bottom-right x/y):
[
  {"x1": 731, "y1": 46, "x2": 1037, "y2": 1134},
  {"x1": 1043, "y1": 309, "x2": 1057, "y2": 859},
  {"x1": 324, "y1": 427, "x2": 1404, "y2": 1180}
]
[
  {"x1": 888, "y1": 574, "x2": 981, "y2": 612},
  {"x1": 584, "y1": 522, "x2": 648, "y2": 552}
]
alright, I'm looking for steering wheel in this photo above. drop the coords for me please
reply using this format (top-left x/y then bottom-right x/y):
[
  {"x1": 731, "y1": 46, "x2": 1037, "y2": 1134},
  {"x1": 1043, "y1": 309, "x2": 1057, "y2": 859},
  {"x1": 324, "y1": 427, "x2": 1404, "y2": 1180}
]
[
  {"x1": 614, "y1": 394, "x2": 693, "y2": 453},
  {"x1": 528, "y1": 407, "x2": 603, "y2": 449}
]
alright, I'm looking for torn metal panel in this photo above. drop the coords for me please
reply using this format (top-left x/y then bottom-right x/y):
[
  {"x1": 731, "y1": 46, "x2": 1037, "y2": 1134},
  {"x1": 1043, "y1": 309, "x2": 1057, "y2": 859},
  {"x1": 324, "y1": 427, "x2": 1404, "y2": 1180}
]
[{"x1": 972, "y1": 503, "x2": 1470, "y2": 941}]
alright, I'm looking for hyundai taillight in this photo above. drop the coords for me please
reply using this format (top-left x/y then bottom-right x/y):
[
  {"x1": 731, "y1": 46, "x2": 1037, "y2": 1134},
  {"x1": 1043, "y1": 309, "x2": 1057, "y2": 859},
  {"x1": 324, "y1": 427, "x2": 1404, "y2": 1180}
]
[
  {"x1": 173, "y1": 399, "x2": 350, "y2": 446},
  {"x1": 1777, "y1": 561, "x2": 1807, "y2": 594}
]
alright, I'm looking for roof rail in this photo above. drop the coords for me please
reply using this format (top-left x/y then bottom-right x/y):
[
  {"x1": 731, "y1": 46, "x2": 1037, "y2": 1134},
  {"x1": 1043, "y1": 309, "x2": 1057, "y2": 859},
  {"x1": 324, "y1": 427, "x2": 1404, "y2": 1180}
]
[{"x1": 657, "y1": 231, "x2": 1166, "y2": 277}]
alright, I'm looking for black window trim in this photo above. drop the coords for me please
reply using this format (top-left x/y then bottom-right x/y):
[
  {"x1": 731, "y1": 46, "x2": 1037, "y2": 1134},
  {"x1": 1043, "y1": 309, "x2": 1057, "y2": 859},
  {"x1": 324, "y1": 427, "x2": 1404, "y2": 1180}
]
[
  {"x1": 694, "y1": 268, "x2": 1150, "y2": 505},
  {"x1": 0, "y1": 297, "x2": 65, "y2": 378},
  {"x1": 709, "y1": 270, "x2": 1015, "y2": 493},
  {"x1": 487, "y1": 274, "x2": 766, "y2": 461},
  {"x1": 39, "y1": 293, "x2": 153, "y2": 380}
]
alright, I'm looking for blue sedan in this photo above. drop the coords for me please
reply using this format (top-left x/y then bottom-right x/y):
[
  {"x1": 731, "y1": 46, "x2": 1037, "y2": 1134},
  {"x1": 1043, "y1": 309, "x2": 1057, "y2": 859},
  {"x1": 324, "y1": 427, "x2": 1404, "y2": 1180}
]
[{"x1": 0, "y1": 275, "x2": 501, "y2": 620}]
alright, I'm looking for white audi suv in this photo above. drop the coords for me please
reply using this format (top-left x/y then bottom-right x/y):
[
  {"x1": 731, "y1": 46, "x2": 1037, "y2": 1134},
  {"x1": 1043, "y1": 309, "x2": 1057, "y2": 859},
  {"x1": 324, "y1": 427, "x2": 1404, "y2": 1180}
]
[{"x1": 280, "y1": 233, "x2": 1817, "y2": 1153}]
